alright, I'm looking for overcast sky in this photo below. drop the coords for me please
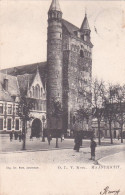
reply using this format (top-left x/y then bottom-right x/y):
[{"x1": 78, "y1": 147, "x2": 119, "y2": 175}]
[{"x1": 0, "y1": 0, "x2": 125, "y2": 84}]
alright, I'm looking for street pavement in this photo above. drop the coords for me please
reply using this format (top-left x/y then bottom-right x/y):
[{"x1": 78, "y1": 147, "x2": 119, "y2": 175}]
[
  {"x1": 0, "y1": 134, "x2": 123, "y2": 153},
  {"x1": 98, "y1": 150, "x2": 125, "y2": 165},
  {"x1": 0, "y1": 133, "x2": 125, "y2": 165}
]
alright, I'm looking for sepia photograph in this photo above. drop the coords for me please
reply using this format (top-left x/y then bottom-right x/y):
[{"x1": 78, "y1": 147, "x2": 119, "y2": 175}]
[{"x1": 0, "y1": 0, "x2": 125, "y2": 194}]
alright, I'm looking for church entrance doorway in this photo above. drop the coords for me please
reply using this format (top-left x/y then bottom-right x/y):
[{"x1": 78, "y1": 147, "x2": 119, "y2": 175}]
[{"x1": 31, "y1": 118, "x2": 42, "y2": 138}]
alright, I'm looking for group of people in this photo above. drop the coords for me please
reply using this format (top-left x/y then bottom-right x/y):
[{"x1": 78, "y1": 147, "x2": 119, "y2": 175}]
[
  {"x1": 10, "y1": 132, "x2": 22, "y2": 142},
  {"x1": 47, "y1": 134, "x2": 64, "y2": 145},
  {"x1": 74, "y1": 131, "x2": 97, "y2": 161}
]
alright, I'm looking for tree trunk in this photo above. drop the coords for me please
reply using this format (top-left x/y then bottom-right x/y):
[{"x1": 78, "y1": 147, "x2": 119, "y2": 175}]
[
  {"x1": 109, "y1": 121, "x2": 113, "y2": 144},
  {"x1": 56, "y1": 137, "x2": 59, "y2": 148},
  {"x1": 120, "y1": 124, "x2": 123, "y2": 143},
  {"x1": 22, "y1": 120, "x2": 26, "y2": 150},
  {"x1": 98, "y1": 119, "x2": 101, "y2": 145},
  {"x1": 55, "y1": 118, "x2": 59, "y2": 148},
  {"x1": 82, "y1": 120, "x2": 83, "y2": 130}
]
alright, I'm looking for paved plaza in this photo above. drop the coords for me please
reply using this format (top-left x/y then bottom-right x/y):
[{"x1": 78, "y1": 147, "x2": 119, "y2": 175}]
[{"x1": 0, "y1": 134, "x2": 125, "y2": 165}]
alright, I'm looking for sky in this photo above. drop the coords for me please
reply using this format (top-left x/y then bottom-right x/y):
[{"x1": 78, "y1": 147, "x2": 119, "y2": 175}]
[{"x1": 0, "y1": 0, "x2": 125, "y2": 84}]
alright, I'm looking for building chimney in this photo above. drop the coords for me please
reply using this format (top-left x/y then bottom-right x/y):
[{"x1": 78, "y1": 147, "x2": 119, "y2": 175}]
[{"x1": 4, "y1": 78, "x2": 8, "y2": 91}]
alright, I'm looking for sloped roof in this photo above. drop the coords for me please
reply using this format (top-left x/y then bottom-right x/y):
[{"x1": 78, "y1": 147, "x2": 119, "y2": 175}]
[
  {"x1": 49, "y1": 0, "x2": 61, "y2": 12},
  {"x1": 62, "y1": 19, "x2": 79, "y2": 35},
  {"x1": 81, "y1": 14, "x2": 90, "y2": 31},
  {"x1": 1, "y1": 62, "x2": 46, "y2": 76},
  {"x1": 17, "y1": 74, "x2": 35, "y2": 96},
  {"x1": 0, "y1": 73, "x2": 20, "y2": 102},
  {"x1": 62, "y1": 19, "x2": 93, "y2": 46},
  {"x1": 0, "y1": 62, "x2": 47, "y2": 88}
]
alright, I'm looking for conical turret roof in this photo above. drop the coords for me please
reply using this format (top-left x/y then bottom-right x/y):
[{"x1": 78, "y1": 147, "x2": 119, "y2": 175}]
[
  {"x1": 81, "y1": 13, "x2": 90, "y2": 31},
  {"x1": 49, "y1": 0, "x2": 61, "y2": 12}
]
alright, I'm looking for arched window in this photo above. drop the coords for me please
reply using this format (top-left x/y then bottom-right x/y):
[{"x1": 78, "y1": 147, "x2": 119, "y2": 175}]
[
  {"x1": 35, "y1": 84, "x2": 40, "y2": 99},
  {"x1": 80, "y1": 50, "x2": 84, "y2": 58}
]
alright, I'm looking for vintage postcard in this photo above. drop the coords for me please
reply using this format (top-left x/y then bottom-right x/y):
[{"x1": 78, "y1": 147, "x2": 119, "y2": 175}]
[{"x1": 0, "y1": 0, "x2": 125, "y2": 195}]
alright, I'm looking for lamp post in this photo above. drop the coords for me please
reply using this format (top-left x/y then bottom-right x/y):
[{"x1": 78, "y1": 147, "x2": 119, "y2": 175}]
[{"x1": 42, "y1": 115, "x2": 46, "y2": 142}]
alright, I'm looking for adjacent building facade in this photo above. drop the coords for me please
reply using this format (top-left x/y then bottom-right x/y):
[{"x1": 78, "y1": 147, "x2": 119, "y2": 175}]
[
  {"x1": 0, "y1": 68, "x2": 46, "y2": 137},
  {"x1": 0, "y1": 73, "x2": 21, "y2": 132}
]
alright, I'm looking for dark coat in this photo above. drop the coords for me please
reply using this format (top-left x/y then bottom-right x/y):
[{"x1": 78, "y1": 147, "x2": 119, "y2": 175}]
[{"x1": 90, "y1": 140, "x2": 97, "y2": 156}]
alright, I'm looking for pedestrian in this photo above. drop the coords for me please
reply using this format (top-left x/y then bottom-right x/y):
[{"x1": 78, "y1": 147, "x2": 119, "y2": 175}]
[
  {"x1": 90, "y1": 137, "x2": 97, "y2": 160},
  {"x1": 14, "y1": 132, "x2": 18, "y2": 140},
  {"x1": 30, "y1": 135, "x2": 33, "y2": 141},
  {"x1": 10, "y1": 132, "x2": 13, "y2": 142},
  {"x1": 47, "y1": 134, "x2": 52, "y2": 145},
  {"x1": 18, "y1": 132, "x2": 22, "y2": 142},
  {"x1": 74, "y1": 131, "x2": 82, "y2": 152},
  {"x1": 61, "y1": 134, "x2": 64, "y2": 142}
]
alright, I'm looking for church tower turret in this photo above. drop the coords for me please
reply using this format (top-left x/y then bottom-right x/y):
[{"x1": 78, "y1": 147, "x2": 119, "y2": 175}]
[
  {"x1": 80, "y1": 13, "x2": 91, "y2": 42},
  {"x1": 47, "y1": 0, "x2": 63, "y2": 131}
]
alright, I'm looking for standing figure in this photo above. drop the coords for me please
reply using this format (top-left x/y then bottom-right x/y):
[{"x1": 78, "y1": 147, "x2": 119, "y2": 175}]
[
  {"x1": 47, "y1": 134, "x2": 52, "y2": 145},
  {"x1": 10, "y1": 132, "x2": 13, "y2": 142},
  {"x1": 74, "y1": 132, "x2": 82, "y2": 152},
  {"x1": 90, "y1": 138, "x2": 97, "y2": 160},
  {"x1": 19, "y1": 133, "x2": 22, "y2": 142},
  {"x1": 61, "y1": 134, "x2": 64, "y2": 142}
]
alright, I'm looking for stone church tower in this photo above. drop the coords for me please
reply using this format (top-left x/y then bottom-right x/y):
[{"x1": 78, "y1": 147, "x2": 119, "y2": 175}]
[
  {"x1": 47, "y1": 0, "x2": 93, "y2": 134},
  {"x1": 47, "y1": 0, "x2": 63, "y2": 131}
]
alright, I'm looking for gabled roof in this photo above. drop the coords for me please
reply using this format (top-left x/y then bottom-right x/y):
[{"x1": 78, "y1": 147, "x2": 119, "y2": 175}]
[
  {"x1": 0, "y1": 73, "x2": 20, "y2": 102},
  {"x1": 49, "y1": 0, "x2": 61, "y2": 12}
]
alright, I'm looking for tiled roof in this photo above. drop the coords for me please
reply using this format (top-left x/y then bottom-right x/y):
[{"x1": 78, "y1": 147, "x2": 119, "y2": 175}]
[{"x1": 0, "y1": 73, "x2": 20, "y2": 102}]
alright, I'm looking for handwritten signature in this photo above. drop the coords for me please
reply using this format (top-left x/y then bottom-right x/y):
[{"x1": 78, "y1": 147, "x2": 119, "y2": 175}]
[{"x1": 100, "y1": 186, "x2": 120, "y2": 195}]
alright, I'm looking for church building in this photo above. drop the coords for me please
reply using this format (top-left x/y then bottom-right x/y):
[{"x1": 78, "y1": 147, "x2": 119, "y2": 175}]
[{"x1": 0, "y1": 0, "x2": 93, "y2": 136}]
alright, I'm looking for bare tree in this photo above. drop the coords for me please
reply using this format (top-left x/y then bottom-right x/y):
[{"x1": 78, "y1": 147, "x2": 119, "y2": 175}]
[
  {"x1": 103, "y1": 84, "x2": 116, "y2": 144},
  {"x1": 76, "y1": 106, "x2": 91, "y2": 130},
  {"x1": 113, "y1": 84, "x2": 125, "y2": 143},
  {"x1": 18, "y1": 96, "x2": 33, "y2": 150},
  {"x1": 92, "y1": 78, "x2": 106, "y2": 145},
  {"x1": 51, "y1": 98, "x2": 63, "y2": 148}
]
